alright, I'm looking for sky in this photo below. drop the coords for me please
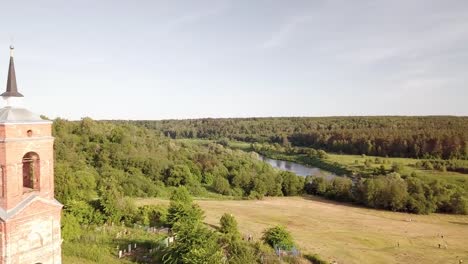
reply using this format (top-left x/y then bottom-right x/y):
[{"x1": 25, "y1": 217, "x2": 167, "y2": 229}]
[{"x1": 0, "y1": 0, "x2": 467, "y2": 120}]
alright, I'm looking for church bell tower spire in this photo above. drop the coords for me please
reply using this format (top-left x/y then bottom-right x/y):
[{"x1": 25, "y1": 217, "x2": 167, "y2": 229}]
[{"x1": 1, "y1": 45, "x2": 24, "y2": 98}]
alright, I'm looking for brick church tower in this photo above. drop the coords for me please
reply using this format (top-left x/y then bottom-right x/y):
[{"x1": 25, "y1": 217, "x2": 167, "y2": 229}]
[{"x1": 0, "y1": 46, "x2": 62, "y2": 264}]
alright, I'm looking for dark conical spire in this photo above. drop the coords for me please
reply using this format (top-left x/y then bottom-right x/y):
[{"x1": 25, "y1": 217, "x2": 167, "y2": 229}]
[{"x1": 1, "y1": 46, "x2": 24, "y2": 97}]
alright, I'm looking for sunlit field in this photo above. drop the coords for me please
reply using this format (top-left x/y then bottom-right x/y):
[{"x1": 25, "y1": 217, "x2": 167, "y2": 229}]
[{"x1": 137, "y1": 196, "x2": 468, "y2": 264}]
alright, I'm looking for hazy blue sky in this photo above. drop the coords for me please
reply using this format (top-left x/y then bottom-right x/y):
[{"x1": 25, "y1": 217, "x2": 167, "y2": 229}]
[{"x1": 0, "y1": 0, "x2": 467, "y2": 120}]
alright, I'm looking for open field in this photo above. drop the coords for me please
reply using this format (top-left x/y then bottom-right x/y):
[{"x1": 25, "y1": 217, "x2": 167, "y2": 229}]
[
  {"x1": 327, "y1": 153, "x2": 468, "y2": 190},
  {"x1": 137, "y1": 196, "x2": 468, "y2": 264}
]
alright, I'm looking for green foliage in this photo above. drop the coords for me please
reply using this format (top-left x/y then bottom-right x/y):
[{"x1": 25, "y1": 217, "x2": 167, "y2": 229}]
[
  {"x1": 162, "y1": 221, "x2": 224, "y2": 264},
  {"x1": 64, "y1": 200, "x2": 104, "y2": 225},
  {"x1": 358, "y1": 174, "x2": 409, "y2": 211},
  {"x1": 305, "y1": 176, "x2": 329, "y2": 195},
  {"x1": 165, "y1": 164, "x2": 195, "y2": 187},
  {"x1": 416, "y1": 159, "x2": 468, "y2": 174},
  {"x1": 53, "y1": 118, "x2": 304, "y2": 205},
  {"x1": 162, "y1": 190, "x2": 225, "y2": 263},
  {"x1": 391, "y1": 162, "x2": 404, "y2": 173},
  {"x1": 213, "y1": 175, "x2": 231, "y2": 195},
  {"x1": 166, "y1": 188, "x2": 204, "y2": 228},
  {"x1": 281, "y1": 171, "x2": 305, "y2": 196},
  {"x1": 130, "y1": 116, "x2": 468, "y2": 159},
  {"x1": 325, "y1": 177, "x2": 353, "y2": 201},
  {"x1": 222, "y1": 238, "x2": 258, "y2": 264},
  {"x1": 61, "y1": 213, "x2": 82, "y2": 241},
  {"x1": 63, "y1": 224, "x2": 164, "y2": 263},
  {"x1": 262, "y1": 225, "x2": 295, "y2": 250},
  {"x1": 170, "y1": 187, "x2": 193, "y2": 204},
  {"x1": 219, "y1": 213, "x2": 239, "y2": 237},
  {"x1": 133, "y1": 205, "x2": 168, "y2": 227}
]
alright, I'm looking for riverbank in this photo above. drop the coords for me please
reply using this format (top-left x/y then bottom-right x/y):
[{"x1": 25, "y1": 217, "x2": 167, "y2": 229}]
[
  {"x1": 256, "y1": 150, "x2": 351, "y2": 176},
  {"x1": 176, "y1": 138, "x2": 468, "y2": 197},
  {"x1": 177, "y1": 138, "x2": 350, "y2": 176}
]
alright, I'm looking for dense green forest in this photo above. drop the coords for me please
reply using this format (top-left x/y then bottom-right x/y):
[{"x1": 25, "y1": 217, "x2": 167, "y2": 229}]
[
  {"x1": 54, "y1": 118, "x2": 467, "y2": 262},
  {"x1": 125, "y1": 116, "x2": 468, "y2": 159},
  {"x1": 54, "y1": 118, "x2": 467, "y2": 222},
  {"x1": 54, "y1": 118, "x2": 318, "y2": 263},
  {"x1": 54, "y1": 118, "x2": 304, "y2": 205}
]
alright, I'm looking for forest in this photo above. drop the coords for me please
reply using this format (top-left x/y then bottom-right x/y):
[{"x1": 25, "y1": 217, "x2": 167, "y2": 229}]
[
  {"x1": 55, "y1": 118, "x2": 318, "y2": 263},
  {"x1": 125, "y1": 116, "x2": 468, "y2": 159},
  {"x1": 54, "y1": 118, "x2": 467, "y2": 262},
  {"x1": 54, "y1": 118, "x2": 467, "y2": 220}
]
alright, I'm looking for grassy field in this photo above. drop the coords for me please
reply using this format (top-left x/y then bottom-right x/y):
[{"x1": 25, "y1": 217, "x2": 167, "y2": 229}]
[
  {"x1": 327, "y1": 153, "x2": 468, "y2": 190},
  {"x1": 136, "y1": 196, "x2": 468, "y2": 264}
]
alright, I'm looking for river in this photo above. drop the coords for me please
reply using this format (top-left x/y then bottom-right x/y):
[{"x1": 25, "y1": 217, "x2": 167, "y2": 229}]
[{"x1": 257, "y1": 154, "x2": 337, "y2": 179}]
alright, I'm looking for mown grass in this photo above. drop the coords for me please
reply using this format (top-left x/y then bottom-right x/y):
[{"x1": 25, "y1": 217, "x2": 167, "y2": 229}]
[{"x1": 137, "y1": 196, "x2": 468, "y2": 264}]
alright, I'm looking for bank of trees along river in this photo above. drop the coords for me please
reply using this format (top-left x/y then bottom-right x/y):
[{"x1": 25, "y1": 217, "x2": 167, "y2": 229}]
[{"x1": 115, "y1": 116, "x2": 468, "y2": 214}]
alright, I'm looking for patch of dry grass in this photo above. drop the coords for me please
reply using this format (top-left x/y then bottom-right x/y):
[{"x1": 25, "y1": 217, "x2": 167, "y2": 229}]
[{"x1": 137, "y1": 196, "x2": 468, "y2": 264}]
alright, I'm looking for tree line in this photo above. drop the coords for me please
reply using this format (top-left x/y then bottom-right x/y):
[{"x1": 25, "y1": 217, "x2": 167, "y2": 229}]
[{"x1": 124, "y1": 116, "x2": 468, "y2": 159}]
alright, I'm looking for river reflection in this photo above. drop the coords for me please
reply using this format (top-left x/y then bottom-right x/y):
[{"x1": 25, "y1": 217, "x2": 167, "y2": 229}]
[{"x1": 257, "y1": 154, "x2": 336, "y2": 179}]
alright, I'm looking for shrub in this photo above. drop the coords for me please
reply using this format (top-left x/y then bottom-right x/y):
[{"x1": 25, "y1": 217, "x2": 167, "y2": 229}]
[
  {"x1": 281, "y1": 172, "x2": 304, "y2": 196},
  {"x1": 305, "y1": 176, "x2": 329, "y2": 195},
  {"x1": 213, "y1": 175, "x2": 231, "y2": 195},
  {"x1": 219, "y1": 213, "x2": 239, "y2": 237},
  {"x1": 163, "y1": 221, "x2": 224, "y2": 264},
  {"x1": 262, "y1": 225, "x2": 295, "y2": 250},
  {"x1": 391, "y1": 162, "x2": 404, "y2": 173}
]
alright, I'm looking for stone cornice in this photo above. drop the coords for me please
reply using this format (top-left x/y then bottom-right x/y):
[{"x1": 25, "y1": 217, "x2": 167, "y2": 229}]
[
  {"x1": 0, "y1": 136, "x2": 54, "y2": 143},
  {"x1": 0, "y1": 194, "x2": 62, "y2": 221}
]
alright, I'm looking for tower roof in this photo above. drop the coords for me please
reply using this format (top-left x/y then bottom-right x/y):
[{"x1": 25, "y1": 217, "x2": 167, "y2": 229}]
[{"x1": 1, "y1": 46, "x2": 24, "y2": 98}]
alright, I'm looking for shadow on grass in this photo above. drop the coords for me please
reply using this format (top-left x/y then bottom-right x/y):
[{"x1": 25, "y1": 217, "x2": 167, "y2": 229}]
[
  {"x1": 449, "y1": 221, "x2": 468, "y2": 226},
  {"x1": 300, "y1": 195, "x2": 415, "y2": 219},
  {"x1": 204, "y1": 222, "x2": 220, "y2": 231},
  {"x1": 301, "y1": 194, "x2": 364, "y2": 209}
]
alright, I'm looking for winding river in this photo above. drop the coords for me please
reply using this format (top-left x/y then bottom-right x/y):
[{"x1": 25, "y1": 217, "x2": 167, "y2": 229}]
[{"x1": 257, "y1": 154, "x2": 337, "y2": 179}]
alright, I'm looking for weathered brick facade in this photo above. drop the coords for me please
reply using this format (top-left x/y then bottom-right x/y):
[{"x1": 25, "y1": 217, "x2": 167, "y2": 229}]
[
  {"x1": 0, "y1": 46, "x2": 62, "y2": 263},
  {"x1": 0, "y1": 121, "x2": 62, "y2": 264}
]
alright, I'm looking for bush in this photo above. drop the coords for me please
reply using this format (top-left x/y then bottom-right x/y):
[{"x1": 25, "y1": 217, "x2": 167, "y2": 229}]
[
  {"x1": 281, "y1": 172, "x2": 304, "y2": 196},
  {"x1": 162, "y1": 220, "x2": 224, "y2": 264},
  {"x1": 305, "y1": 176, "x2": 329, "y2": 195},
  {"x1": 213, "y1": 175, "x2": 231, "y2": 195},
  {"x1": 358, "y1": 174, "x2": 409, "y2": 211},
  {"x1": 219, "y1": 213, "x2": 239, "y2": 236},
  {"x1": 391, "y1": 162, "x2": 404, "y2": 173},
  {"x1": 134, "y1": 205, "x2": 168, "y2": 227},
  {"x1": 325, "y1": 177, "x2": 353, "y2": 201},
  {"x1": 61, "y1": 213, "x2": 82, "y2": 241},
  {"x1": 166, "y1": 187, "x2": 204, "y2": 227},
  {"x1": 262, "y1": 225, "x2": 295, "y2": 250}
]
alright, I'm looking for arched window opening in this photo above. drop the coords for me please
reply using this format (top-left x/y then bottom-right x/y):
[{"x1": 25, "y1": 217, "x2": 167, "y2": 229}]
[{"x1": 22, "y1": 152, "x2": 40, "y2": 191}]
